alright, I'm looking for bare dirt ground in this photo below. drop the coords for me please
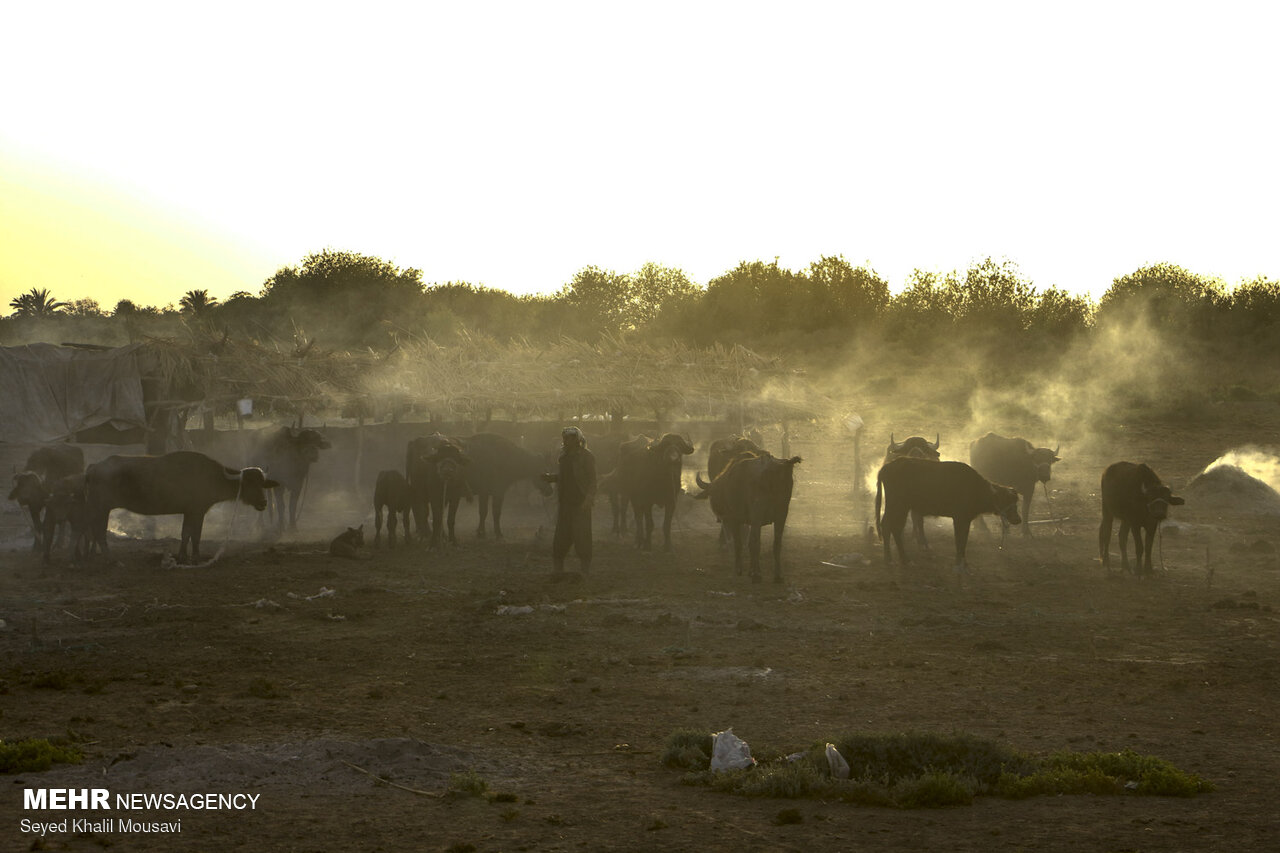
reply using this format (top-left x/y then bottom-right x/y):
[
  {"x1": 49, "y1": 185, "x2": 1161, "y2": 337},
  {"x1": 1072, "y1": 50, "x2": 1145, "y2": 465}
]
[{"x1": 3, "y1": 417, "x2": 1279, "y2": 852}]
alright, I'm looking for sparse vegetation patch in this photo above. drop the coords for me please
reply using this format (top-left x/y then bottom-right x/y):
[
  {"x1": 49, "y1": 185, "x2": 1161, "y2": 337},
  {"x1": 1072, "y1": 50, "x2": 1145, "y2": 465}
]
[
  {"x1": 664, "y1": 730, "x2": 1212, "y2": 808},
  {"x1": 0, "y1": 738, "x2": 83, "y2": 774}
]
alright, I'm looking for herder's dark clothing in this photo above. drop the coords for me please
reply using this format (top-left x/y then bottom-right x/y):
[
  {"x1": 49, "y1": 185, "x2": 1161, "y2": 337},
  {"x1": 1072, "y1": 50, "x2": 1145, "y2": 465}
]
[{"x1": 552, "y1": 445, "x2": 596, "y2": 572}]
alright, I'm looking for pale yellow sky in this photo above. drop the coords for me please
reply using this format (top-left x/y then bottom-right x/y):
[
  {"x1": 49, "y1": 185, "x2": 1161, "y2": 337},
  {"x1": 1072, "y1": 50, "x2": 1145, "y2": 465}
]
[{"x1": 2, "y1": 1, "x2": 1278, "y2": 312}]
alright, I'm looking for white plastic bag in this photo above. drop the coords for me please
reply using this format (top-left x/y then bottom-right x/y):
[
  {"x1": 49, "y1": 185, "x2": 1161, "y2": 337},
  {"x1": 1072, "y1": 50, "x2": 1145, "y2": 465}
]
[
  {"x1": 710, "y1": 728, "x2": 757, "y2": 772},
  {"x1": 825, "y1": 743, "x2": 850, "y2": 779}
]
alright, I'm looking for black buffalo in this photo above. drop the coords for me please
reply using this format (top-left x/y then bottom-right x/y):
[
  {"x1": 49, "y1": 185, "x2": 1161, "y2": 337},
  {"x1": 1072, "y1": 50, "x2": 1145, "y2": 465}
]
[
  {"x1": 8, "y1": 445, "x2": 86, "y2": 551},
  {"x1": 24, "y1": 444, "x2": 86, "y2": 482},
  {"x1": 373, "y1": 469, "x2": 413, "y2": 548},
  {"x1": 41, "y1": 474, "x2": 92, "y2": 566},
  {"x1": 884, "y1": 433, "x2": 942, "y2": 546},
  {"x1": 884, "y1": 433, "x2": 940, "y2": 465},
  {"x1": 707, "y1": 434, "x2": 765, "y2": 481},
  {"x1": 406, "y1": 433, "x2": 471, "y2": 547},
  {"x1": 1099, "y1": 462, "x2": 1185, "y2": 576},
  {"x1": 9, "y1": 472, "x2": 50, "y2": 551},
  {"x1": 969, "y1": 432, "x2": 1061, "y2": 536},
  {"x1": 876, "y1": 457, "x2": 1021, "y2": 571},
  {"x1": 618, "y1": 433, "x2": 695, "y2": 551},
  {"x1": 249, "y1": 426, "x2": 331, "y2": 533},
  {"x1": 704, "y1": 435, "x2": 767, "y2": 546},
  {"x1": 457, "y1": 433, "x2": 554, "y2": 540},
  {"x1": 84, "y1": 451, "x2": 279, "y2": 564},
  {"x1": 694, "y1": 451, "x2": 801, "y2": 582},
  {"x1": 598, "y1": 468, "x2": 628, "y2": 537}
]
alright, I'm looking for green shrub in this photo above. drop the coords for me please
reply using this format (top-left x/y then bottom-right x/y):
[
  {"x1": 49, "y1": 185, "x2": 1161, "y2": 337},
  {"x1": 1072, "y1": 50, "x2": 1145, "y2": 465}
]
[
  {"x1": 660, "y1": 730, "x2": 713, "y2": 771},
  {"x1": 664, "y1": 731, "x2": 1211, "y2": 808},
  {"x1": 0, "y1": 739, "x2": 83, "y2": 773},
  {"x1": 447, "y1": 769, "x2": 489, "y2": 797}
]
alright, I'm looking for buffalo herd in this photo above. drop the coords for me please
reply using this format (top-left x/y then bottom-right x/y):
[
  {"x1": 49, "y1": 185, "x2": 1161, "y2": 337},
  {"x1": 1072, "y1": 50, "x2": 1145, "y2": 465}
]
[{"x1": 9, "y1": 424, "x2": 1189, "y2": 580}]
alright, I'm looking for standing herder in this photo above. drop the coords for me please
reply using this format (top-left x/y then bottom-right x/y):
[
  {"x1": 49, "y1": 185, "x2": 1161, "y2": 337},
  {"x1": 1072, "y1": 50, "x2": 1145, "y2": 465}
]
[{"x1": 544, "y1": 427, "x2": 597, "y2": 574}]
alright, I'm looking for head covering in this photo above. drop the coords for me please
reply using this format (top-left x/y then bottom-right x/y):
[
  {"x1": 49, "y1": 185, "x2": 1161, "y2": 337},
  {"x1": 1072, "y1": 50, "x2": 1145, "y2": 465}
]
[{"x1": 562, "y1": 426, "x2": 586, "y2": 447}]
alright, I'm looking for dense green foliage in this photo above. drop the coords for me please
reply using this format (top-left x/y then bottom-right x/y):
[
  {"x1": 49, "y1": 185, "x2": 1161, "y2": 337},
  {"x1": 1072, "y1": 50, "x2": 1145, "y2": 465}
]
[
  {"x1": 0, "y1": 738, "x2": 83, "y2": 774},
  {"x1": 662, "y1": 730, "x2": 1213, "y2": 809},
  {"x1": 5, "y1": 252, "x2": 1278, "y2": 376}
]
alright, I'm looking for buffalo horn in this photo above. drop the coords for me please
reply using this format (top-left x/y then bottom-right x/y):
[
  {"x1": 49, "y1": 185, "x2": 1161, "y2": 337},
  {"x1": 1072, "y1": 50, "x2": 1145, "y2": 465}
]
[{"x1": 931, "y1": 433, "x2": 940, "y2": 450}]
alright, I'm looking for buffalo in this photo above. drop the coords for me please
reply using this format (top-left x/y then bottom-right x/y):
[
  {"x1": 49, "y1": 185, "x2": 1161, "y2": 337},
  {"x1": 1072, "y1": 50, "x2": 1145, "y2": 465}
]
[
  {"x1": 884, "y1": 433, "x2": 940, "y2": 465},
  {"x1": 8, "y1": 445, "x2": 86, "y2": 551},
  {"x1": 876, "y1": 457, "x2": 1021, "y2": 571},
  {"x1": 617, "y1": 433, "x2": 695, "y2": 551},
  {"x1": 9, "y1": 472, "x2": 50, "y2": 551},
  {"x1": 373, "y1": 469, "x2": 414, "y2": 548},
  {"x1": 969, "y1": 432, "x2": 1061, "y2": 536},
  {"x1": 884, "y1": 433, "x2": 942, "y2": 546},
  {"x1": 24, "y1": 444, "x2": 86, "y2": 482},
  {"x1": 41, "y1": 474, "x2": 92, "y2": 566},
  {"x1": 249, "y1": 426, "x2": 331, "y2": 533},
  {"x1": 406, "y1": 433, "x2": 471, "y2": 547},
  {"x1": 84, "y1": 451, "x2": 280, "y2": 564},
  {"x1": 705, "y1": 435, "x2": 765, "y2": 544},
  {"x1": 694, "y1": 451, "x2": 801, "y2": 583},
  {"x1": 1099, "y1": 462, "x2": 1185, "y2": 577},
  {"x1": 458, "y1": 433, "x2": 554, "y2": 540}
]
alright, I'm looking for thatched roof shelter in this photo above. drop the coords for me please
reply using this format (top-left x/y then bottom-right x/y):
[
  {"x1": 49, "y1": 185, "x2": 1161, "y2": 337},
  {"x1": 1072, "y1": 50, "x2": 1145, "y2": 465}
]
[{"x1": 138, "y1": 332, "x2": 832, "y2": 427}]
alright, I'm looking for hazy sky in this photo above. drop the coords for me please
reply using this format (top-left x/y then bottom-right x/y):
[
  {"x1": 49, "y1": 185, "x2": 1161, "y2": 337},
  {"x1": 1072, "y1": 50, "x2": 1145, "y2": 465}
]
[{"x1": 2, "y1": 1, "x2": 1277, "y2": 311}]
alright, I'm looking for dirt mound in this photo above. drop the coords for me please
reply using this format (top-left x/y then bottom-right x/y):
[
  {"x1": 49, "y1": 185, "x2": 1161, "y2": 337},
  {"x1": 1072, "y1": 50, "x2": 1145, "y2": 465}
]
[{"x1": 1186, "y1": 464, "x2": 1280, "y2": 514}]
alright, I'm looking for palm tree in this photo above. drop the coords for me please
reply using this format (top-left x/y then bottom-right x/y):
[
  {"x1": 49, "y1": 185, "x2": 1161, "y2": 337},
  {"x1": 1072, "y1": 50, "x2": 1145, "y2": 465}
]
[
  {"x1": 8, "y1": 288, "x2": 68, "y2": 318},
  {"x1": 179, "y1": 289, "x2": 219, "y2": 315}
]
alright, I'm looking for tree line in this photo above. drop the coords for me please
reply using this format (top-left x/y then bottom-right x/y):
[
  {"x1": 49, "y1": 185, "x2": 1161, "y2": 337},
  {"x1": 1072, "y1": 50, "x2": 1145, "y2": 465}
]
[{"x1": 6, "y1": 250, "x2": 1280, "y2": 361}]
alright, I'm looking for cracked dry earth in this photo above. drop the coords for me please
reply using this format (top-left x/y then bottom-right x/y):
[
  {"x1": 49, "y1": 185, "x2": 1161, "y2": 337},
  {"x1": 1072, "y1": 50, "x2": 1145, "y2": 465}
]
[{"x1": 2, "y1": 424, "x2": 1279, "y2": 852}]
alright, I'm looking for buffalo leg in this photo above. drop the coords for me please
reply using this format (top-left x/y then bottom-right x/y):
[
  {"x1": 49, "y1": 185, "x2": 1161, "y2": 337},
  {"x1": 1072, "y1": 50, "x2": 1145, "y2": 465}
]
[
  {"x1": 1117, "y1": 520, "x2": 1132, "y2": 573},
  {"x1": 476, "y1": 495, "x2": 490, "y2": 538},
  {"x1": 748, "y1": 524, "x2": 763, "y2": 582},
  {"x1": 1099, "y1": 510, "x2": 1114, "y2": 568},
  {"x1": 27, "y1": 505, "x2": 43, "y2": 551},
  {"x1": 1020, "y1": 491, "x2": 1033, "y2": 536},
  {"x1": 911, "y1": 510, "x2": 929, "y2": 549},
  {"x1": 387, "y1": 508, "x2": 399, "y2": 548},
  {"x1": 1136, "y1": 522, "x2": 1157, "y2": 573},
  {"x1": 374, "y1": 505, "x2": 385, "y2": 548},
  {"x1": 287, "y1": 485, "x2": 302, "y2": 531},
  {"x1": 882, "y1": 503, "x2": 909, "y2": 567},
  {"x1": 446, "y1": 497, "x2": 460, "y2": 544},
  {"x1": 731, "y1": 523, "x2": 746, "y2": 576},
  {"x1": 953, "y1": 517, "x2": 972, "y2": 571},
  {"x1": 178, "y1": 515, "x2": 193, "y2": 564},
  {"x1": 662, "y1": 502, "x2": 676, "y2": 552},
  {"x1": 770, "y1": 523, "x2": 783, "y2": 583},
  {"x1": 1139, "y1": 525, "x2": 1157, "y2": 576},
  {"x1": 492, "y1": 493, "x2": 506, "y2": 541}
]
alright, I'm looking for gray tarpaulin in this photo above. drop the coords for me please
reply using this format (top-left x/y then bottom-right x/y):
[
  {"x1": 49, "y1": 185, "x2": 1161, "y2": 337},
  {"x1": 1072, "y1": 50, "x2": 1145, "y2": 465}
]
[{"x1": 0, "y1": 343, "x2": 147, "y2": 443}]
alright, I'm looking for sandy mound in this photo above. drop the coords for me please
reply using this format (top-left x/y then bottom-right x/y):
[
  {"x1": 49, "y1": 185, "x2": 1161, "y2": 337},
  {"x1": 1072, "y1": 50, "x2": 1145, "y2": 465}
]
[{"x1": 1186, "y1": 465, "x2": 1280, "y2": 514}]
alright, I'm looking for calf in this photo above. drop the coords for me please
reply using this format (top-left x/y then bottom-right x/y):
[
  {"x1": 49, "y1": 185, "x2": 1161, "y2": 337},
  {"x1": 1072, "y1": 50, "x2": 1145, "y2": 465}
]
[
  {"x1": 1099, "y1": 462, "x2": 1185, "y2": 577},
  {"x1": 41, "y1": 474, "x2": 92, "y2": 566},
  {"x1": 9, "y1": 471, "x2": 49, "y2": 551},
  {"x1": 373, "y1": 469, "x2": 413, "y2": 548},
  {"x1": 876, "y1": 457, "x2": 1021, "y2": 571}
]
